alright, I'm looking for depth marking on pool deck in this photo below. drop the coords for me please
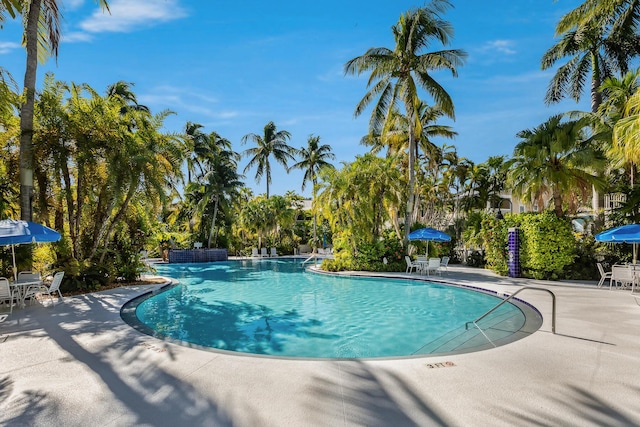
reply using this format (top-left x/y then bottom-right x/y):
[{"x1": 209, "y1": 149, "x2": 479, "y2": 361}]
[{"x1": 425, "y1": 361, "x2": 456, "y2": 369}]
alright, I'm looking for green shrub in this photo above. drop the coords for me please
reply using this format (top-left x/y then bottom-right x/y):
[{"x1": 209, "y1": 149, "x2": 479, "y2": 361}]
[
  {"x1": 319, "y1": 229, "x2": 405, "y2": 272},
  {"x1": 480, "y1": 214, "x2": 509, "y2": 276},
  {"x1": 519, "y1": 212, "x2": 575, "y2": 280},
  {"x1": 480, "y1": 211, "x2": 577, "y2": 280}
]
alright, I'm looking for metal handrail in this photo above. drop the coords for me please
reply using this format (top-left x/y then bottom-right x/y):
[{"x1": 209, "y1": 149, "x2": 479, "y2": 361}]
[
  {"x1": 465, "y1": 286, "x2": 556, "y2": 334},
  {"x1": 302, "y1": 254, "x2": 319, "y2": 265}
]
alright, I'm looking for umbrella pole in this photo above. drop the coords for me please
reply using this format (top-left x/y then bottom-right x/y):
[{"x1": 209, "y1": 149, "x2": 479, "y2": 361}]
[
  {"x1": 634, "y1": 243, "x2": 637, "y2": 265},
  {"x1": 11, "y1": 244, "x2": 17, "y2": 281}
]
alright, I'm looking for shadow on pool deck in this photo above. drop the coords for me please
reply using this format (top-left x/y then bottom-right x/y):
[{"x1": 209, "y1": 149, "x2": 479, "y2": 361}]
[{"x1": 0, "y1": 265, "x2": 639, "y2": 426}]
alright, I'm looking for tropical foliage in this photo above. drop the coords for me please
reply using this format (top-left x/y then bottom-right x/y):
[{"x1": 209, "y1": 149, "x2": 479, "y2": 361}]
[
  {"x1": 345, "y1": 0, "x2": 466, "y2": 246},
  {"x1": 4, "y1": 1, "x2": 640, "y2": 286}
]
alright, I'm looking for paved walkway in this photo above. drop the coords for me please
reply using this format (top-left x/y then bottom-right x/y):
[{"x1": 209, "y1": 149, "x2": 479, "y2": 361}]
[{"x1": 1, "y1": 265, "x2": 639, "y2": 426}]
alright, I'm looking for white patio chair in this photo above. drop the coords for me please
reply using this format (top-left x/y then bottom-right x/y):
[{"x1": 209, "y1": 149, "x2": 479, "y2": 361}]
[
  {"x1": 17, "y1": 271, "x2": 41, "y2": 283},
  {"x1": 193, "y1": 242, "x2": 203, "y2": 249},
  {"x1": 426, "y1": 258, "x2": 442, "y2": 276},
  {"x1": 33, "y1": 271, "x2": 64, "y2": 306},
  {"x1": 260, "y1": 247, "x2": 268, "y2": 257},
  {"x1": 405, "y1": 256, "x2": 419, "y2": 273},
  {"x1": 251, "y1": 248, "x2": 259, "y2": 257},
  {"x1": 416, "y1": 256, "x2": 429, "y2": 274},
  {"x1": 597, "y1": 263, "x2": 612, "y2": 288},
  {"x1": 610, "y1": 265, "x2": 634, "y2": 290},
  {"x1": 440, "y1": 256, "x2": 450, "y2": 272},
  {"x1": 0, "y1": 277, "x2": 18, "y2": 314},
  {"x1": 18, "y1": 271, "x2": 42, "y2": 306},
  {"x1": 270, "y1": 247, "x2": 278, "y2": 257}
]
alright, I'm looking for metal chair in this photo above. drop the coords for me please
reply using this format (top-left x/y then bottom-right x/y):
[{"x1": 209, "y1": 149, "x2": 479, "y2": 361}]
[
  {"x1": 610, "y1": 265, "x2": 634, "y2": 290},
  {"x1": 0, "y1": 277, "x2": 17, "y2": 314},
  {"x1": 597, "y1": 263, "x2": 612, "y2": 288},
  {"x1": 405, "y1": 256, "x2": 419, "y2": 273},
  {"x1": 33, "y1": 271, "x2": 65, "y2": 306}
]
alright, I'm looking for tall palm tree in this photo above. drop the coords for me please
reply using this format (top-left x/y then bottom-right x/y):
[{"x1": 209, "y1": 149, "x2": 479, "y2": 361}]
[
  {"x1": 241, "y1": 121, "x2": 294, "y2": 199},
  {"x1": 542, "y1": 20, "x2": 640, "y2": 112},
  {"x1": 200, "y1": 148, "x2": 242, "y2": 248},
  {"x1": 17, "y1": 0, "x2": 110, "y2": 221},
  {"x1": 290, "y1": 135, "x2": 335, "y2": 248},
  {"x1": 543, "y1": 2, "x2": 640, "y2": 214},
  {"x1": 344, "y1": 1, "x2": 466, "y2": 246},
  {"x1": 509, "y1": 115, "x2": 606, "y2": 217}
]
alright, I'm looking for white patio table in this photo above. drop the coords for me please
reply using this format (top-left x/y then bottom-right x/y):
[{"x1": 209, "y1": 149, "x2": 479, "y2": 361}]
[{"x1": 10, "y1": 280, "x2": 42, "y2": 308}]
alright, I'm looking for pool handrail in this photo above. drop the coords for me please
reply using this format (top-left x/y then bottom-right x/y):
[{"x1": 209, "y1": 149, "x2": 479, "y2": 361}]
[{"x1": 466, "y1": 286, "x2": 556, "y2": 334}]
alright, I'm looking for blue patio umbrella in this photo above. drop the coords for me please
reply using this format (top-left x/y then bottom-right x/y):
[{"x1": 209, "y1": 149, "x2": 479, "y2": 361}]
[
  {"x1": 408, "y1": 227, "x2": 451, "y2": 257},
  {"x1": 595, "y1": 223, "x2": 640, "y2": 264},
  {"x1": 0, "y1": 219, "x2": 61, "y2": 280}
]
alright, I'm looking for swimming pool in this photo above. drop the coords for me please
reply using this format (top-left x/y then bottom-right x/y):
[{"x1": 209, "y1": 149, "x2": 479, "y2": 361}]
[{"x1": 122, "y1": 259, "x2": 542, "y2": 359}]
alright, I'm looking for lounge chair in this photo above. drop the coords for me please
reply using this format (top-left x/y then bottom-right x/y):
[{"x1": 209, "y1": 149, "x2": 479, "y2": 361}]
[
  {"x1": 405, "y1": 256, "x2": 419, "y2": 273},
  {"x1": 597, "y1": 263, "x2": 612, "y2": 288},
  {"x1": 251, "y1": 248, "x2": 259, "y2": 257},
  {"x1": 193, "y1": 242, "x2": 203, "y2": 249},
  {"x1": 270, "y1": 247, "x2": 278, "y2": 257},
  {"x1": 440, "y1": 256, "x2": 450, "y2": 272},
  {"x1": 32, "y1": 271, "x2": 64, "y2": 306},
  {"x1": 0, "y1": 277, "x2": 17, "y2": 314},
  {"x1": 610, "y1": 265, "x2": 635, "y2": 290},
  {"x1": 260, "y1": 247, "x2": 268, "y2": 257}
]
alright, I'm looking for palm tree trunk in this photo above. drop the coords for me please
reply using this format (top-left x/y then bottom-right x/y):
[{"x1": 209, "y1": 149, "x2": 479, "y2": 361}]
[
  {"x1": 98, "y1": 181, "x2": 138, "y2": 264},
  {"x1": 553, "y1": 189, "x2": 564, "y2": 218},
  {"x1": 207, "y1": 197, "x2": 219, "y2": 248},
  {"x1": 87, "y1": 196, "x2": 118, "y2": 261},
  {"x1": 403, "y1": 129, "x2": 416, "y2": 247},
  {"x1": 312, "y1": 185, "x2": 317, "y2": 248},
  {"x1": 266, "y1": 162, "x2": 271, "y2": 199},
  {"x1": 59, "y1": 160, "x2": 77, "y2": 258},
  {"x1": 591, "y1": 54, "x2": 602, "y2": 215},
  {"x1": 19, "y1": 0, "x2": 42, "y2": 222},
  {"x1": 75, "y1": 168, "x2": 84, "y2": 258}
]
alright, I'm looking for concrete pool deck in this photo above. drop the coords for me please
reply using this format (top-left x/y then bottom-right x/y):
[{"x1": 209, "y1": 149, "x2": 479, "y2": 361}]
[{"x1": 1, "y1": 264, "x2": 639, "y2": 426}]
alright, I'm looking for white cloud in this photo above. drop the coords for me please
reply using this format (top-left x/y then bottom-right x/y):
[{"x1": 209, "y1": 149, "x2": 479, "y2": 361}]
[
  {"x1": 79, "y1": 0, "x2": 187, "y2": 33},
  {"x1": 0, "y1": 41, "x2": 21, "y2": 55},
  {"x1": 480, "y1": 40, "x2": 517, "y2": 55},
  {"x1": 64, "y1": 0, "x2": 86, "y2": 11},
  {"x1": 62, "y1": 31, "x2": 94, "y2": 43},
  {"x1": 138, "y1": 86, "x2": 239, "y2": 120}
]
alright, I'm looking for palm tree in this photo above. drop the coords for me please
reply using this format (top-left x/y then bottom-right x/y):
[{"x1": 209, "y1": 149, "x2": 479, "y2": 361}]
[
  {"x1": 344, "y1": 1, "x2": 466, "y2": 246},
  {"x1": 106, "y1": 81, "x2": 150, "y2": 115},
  {"x1": 290, "y1": 135, "x2": 335, "y2": 248},
  {"x1": 201, "y1": 148, "x2": 243, "y2": 248},
  {"x1": 509, "y1": 115, "x2": 606, "y2": 217},
  {"x1": 17, "y1": 0, "x2": 110, "y2": 221},
  {"x1": 542, "y1": 20, "x2": 640, "y2": 112},
  {"x1": 241, "y1": 121, "x2": 295, "y2": 199},
  {"x1": 543, "y1": 3, "x2": 640, "y2": 214},
  {"x1": 557, "y1": 1, "x2": 640, "y2": 43},
  {"x1": 316, "y1": 154, "x2": 404, "y2": 254},
  {"x1": 183, "y1": 122, "x2": 208, "y2": 184},
  {"x1": 94, "y1": 109, "x2": 184, "y2": 263},
  {"x1": 611, "y1": 86, "x2": 640, "y2": 185}
]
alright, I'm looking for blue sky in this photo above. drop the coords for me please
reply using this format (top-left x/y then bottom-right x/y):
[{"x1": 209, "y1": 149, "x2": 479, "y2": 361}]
[{"x1": 0, "y1": 0, "x2": 589, "y2": 198}]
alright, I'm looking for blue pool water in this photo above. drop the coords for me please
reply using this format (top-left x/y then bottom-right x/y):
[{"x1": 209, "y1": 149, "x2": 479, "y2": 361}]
[{"x1": 128, "y1": 259, "x2": 533, "y2": 358}]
